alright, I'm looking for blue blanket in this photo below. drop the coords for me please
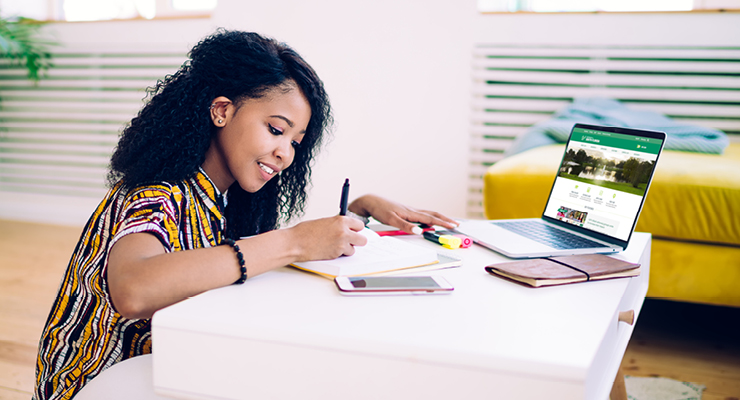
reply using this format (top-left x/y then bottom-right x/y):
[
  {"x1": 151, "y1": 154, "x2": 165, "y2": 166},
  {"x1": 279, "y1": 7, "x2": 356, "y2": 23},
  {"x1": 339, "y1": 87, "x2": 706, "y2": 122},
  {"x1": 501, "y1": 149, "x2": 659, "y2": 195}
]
[{"x1": 506, "y1": 98, "x2": 729, "y2": 156}]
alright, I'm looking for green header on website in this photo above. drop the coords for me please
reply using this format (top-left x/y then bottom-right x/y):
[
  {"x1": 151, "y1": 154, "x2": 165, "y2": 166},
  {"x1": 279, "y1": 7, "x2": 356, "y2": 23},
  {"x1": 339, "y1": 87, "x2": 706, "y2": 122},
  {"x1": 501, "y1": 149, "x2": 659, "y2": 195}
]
[{"x1": 572, "y1": 127, "x2": 662, "y2": 155}]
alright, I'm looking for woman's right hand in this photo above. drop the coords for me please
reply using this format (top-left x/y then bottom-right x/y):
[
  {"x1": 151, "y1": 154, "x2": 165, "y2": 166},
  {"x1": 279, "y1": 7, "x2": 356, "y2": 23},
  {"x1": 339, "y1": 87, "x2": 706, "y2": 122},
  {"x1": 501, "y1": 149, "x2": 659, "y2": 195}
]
[
  {"x1": 107, "y1": 215, "x2": 368, "y2": 319},
  {"x1": 288, "y1": 216, "x2": 368, "y2": 262}
]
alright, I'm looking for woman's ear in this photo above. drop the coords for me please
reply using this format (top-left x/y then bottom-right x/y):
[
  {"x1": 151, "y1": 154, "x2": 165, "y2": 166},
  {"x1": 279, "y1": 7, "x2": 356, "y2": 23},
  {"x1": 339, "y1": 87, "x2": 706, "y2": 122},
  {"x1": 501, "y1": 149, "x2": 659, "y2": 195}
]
[{"x1": 209, "y1": 96, "x2": 232, "y2": 127}]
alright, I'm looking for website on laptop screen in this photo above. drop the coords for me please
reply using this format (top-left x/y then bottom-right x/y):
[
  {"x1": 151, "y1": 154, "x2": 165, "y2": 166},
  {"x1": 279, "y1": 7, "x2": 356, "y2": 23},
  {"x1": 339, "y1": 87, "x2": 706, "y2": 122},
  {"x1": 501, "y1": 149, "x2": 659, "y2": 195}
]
[{"x1": 543, "y1": 126, "x2": 663, "y2": 241}]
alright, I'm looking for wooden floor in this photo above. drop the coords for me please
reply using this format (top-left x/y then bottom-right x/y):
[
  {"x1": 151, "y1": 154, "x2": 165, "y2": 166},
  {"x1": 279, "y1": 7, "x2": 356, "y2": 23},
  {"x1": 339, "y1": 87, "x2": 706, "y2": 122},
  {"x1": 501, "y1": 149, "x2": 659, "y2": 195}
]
[
  {"x1": 1, "y1": 220, "x2": 83, "y2": 400},
  {"x1": 1, "y1": 218, "x2": 739, "y2": 400}
]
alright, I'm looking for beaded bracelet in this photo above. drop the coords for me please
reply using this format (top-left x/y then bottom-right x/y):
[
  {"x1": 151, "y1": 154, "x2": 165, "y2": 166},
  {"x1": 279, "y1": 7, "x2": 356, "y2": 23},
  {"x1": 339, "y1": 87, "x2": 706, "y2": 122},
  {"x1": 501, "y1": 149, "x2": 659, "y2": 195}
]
[{"x1": 222, "y1": 238, "x2": 247, "y2": 285}]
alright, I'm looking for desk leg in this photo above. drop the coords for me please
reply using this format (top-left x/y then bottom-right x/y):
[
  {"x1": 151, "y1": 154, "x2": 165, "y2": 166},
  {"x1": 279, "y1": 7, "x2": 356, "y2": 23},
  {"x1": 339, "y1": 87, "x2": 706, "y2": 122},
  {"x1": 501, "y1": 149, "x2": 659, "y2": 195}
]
[{"x1": 610, "y1": 368, "x2": 627, "y2": 400}]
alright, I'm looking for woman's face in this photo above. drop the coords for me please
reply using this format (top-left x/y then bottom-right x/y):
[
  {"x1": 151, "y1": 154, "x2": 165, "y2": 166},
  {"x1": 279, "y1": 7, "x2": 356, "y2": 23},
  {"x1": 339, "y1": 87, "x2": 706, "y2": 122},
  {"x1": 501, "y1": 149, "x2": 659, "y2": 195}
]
[{"x1": 203, "y1": 86, "x2": 312, "y2": 194}]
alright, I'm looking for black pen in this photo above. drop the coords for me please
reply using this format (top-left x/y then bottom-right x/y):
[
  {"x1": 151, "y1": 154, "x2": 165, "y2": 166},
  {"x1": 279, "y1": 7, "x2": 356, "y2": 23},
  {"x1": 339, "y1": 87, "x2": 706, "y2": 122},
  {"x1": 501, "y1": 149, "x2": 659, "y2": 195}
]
[{"x1": 339, "y1": 178, "x2": 350, "y2": 216}]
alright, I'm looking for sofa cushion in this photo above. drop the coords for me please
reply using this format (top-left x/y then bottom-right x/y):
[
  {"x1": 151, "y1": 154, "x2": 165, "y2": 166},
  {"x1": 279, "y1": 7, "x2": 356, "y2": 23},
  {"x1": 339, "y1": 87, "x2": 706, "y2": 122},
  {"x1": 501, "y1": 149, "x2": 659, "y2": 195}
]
[
  {"x1": 649, "y1": 238, "x2": 740, "y2": 307},
  {"x1": 483, "y1": 143, "x2": 740, "y2": 246}
]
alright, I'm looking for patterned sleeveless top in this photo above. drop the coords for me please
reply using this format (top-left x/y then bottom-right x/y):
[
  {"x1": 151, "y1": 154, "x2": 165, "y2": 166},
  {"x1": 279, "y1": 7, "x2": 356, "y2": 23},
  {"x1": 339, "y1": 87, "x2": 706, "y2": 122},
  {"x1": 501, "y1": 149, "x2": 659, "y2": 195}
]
[{"x1": 34, "y1": 170, "x2": 225, "y2": 400}]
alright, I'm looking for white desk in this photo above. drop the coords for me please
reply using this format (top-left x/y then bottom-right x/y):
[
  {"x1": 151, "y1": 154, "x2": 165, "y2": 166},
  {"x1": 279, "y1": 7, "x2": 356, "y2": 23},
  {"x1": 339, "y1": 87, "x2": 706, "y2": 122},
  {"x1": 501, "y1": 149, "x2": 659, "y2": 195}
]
[{"x1": 152, "y1": 232, "x2": 651, "y2": 400}]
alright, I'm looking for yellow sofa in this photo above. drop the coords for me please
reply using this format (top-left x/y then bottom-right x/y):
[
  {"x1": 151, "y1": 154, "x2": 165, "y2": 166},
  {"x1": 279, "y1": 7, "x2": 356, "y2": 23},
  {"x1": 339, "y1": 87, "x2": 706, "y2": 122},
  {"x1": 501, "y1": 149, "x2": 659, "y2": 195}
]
[{"x1": 483, "y1": 143, "x2": 740, "y2": 308}]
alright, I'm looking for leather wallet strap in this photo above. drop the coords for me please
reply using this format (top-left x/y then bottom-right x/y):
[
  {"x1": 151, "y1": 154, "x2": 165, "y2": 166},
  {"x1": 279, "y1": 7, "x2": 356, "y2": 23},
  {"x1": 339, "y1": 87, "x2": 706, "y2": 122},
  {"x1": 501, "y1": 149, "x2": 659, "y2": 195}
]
[{"x1": 546, "y1": 258, "x2": 591, "y2": 281}]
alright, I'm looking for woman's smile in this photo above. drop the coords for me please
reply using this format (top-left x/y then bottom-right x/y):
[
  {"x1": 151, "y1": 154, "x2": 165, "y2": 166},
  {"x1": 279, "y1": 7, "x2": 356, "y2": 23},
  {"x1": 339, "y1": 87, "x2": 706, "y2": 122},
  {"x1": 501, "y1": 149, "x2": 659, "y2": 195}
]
[
  {"x1": 258, "y1": 162, "x2": 276, "y2": 176},
  {"x1": 257, "y1": 160, "x2": 279, "y2": 181}
]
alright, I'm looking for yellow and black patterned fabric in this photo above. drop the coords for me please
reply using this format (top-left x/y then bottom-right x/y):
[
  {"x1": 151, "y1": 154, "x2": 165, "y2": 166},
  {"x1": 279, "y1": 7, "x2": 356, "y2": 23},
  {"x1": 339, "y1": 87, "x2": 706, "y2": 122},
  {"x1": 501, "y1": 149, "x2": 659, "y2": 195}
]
[{"x1": 34, "y1": 169, "x2": 225, "y2": 400}]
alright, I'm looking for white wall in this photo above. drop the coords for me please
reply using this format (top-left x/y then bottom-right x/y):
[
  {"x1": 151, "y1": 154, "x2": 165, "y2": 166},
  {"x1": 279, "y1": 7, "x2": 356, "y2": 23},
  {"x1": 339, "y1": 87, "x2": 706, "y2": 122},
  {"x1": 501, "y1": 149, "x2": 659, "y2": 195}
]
[
  {"x1": 211, "y1": 0, "x2": 477, "y2": 223},
  {"x1": 205, "y1": 5, "x2": 739, "y2": 223},
  {"x1": 6, "y1": 1, "x2": 476, "y2": 227},
  {"x1": 0, "y1": 0, "x2": 48, "y2": 20},
  {"x1": 41, "y1": 17, "x2": 217, "y2": 49},
  {"x1": 5, "y1": 5, "x2": 738, "y2": 227},
  {"x1": 0, "y1": 18, "x2": 221, "y2": 227},
  {"x1": 473, "y1": 11, "x2": 740, "y2": 46}
]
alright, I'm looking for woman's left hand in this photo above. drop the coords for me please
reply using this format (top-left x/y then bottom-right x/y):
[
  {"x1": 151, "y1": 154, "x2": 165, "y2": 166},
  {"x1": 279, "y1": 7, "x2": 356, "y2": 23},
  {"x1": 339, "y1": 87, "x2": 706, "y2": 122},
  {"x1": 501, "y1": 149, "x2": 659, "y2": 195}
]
[{"x1": 348, "y1": 194, "x2": 459, "y2": 235}]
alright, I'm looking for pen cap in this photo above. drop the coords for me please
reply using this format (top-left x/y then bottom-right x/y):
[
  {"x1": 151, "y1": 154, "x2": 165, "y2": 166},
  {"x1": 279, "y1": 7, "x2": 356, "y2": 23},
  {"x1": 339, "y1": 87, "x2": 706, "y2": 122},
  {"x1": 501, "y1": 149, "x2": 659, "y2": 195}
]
[{"x1": 454, "y1": 235, "x2": 473, "y2": 248}]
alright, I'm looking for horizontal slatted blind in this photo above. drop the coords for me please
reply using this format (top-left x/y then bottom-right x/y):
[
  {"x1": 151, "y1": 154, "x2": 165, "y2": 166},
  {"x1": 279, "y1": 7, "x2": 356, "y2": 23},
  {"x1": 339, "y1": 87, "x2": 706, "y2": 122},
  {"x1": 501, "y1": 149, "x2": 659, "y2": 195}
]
[
  {"x1": 0, "y1": 47, "x2": 187, "y2": 199},
  {"x1": 468, "y1": 45, "x2": 740, "y2": 218}
]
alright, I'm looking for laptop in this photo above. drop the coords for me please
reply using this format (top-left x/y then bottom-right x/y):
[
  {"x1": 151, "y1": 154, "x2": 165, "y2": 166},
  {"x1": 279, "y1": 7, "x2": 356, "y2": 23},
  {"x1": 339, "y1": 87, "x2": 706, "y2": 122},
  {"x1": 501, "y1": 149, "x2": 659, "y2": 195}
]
[{"x1": 456, "y1": 123, "x2": 666, "y2": 258}]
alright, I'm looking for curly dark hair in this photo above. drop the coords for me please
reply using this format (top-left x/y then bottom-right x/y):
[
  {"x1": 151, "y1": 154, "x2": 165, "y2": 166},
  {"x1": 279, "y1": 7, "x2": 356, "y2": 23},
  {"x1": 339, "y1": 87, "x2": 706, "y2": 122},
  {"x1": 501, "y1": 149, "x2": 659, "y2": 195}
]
[{"x1": 108, "y1": 29, "x2": 332, "y2": 239}]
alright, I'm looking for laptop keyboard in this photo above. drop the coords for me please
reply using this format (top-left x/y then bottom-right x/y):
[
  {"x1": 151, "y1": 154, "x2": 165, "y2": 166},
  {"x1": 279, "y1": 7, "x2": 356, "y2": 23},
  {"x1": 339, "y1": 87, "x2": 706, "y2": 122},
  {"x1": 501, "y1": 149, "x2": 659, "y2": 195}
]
[{"x1": 492, "y1": 220, "x2": 605, "y2": 250}]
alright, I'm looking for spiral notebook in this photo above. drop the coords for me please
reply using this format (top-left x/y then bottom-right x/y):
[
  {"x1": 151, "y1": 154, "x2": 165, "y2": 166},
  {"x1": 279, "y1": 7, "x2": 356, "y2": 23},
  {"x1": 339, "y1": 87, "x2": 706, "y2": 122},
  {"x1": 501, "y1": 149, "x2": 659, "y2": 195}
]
[{"x1": 291, "y1": 229, "x2": 461, "y2": 278}]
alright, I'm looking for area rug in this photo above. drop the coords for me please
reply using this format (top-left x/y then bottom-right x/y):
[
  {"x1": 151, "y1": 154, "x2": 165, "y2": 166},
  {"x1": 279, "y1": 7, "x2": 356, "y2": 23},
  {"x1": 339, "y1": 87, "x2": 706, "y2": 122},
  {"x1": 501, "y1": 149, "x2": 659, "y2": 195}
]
[{"x1": 625, "y1": 376, "x2": 706, "y2": 400}]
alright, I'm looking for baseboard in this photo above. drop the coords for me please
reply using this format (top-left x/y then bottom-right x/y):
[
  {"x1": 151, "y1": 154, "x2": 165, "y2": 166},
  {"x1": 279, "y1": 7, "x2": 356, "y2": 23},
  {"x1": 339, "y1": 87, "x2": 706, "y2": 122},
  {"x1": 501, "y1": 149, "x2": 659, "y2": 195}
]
[{"x1": 0, "y1": 192, "x2": 99, "y2": 227}]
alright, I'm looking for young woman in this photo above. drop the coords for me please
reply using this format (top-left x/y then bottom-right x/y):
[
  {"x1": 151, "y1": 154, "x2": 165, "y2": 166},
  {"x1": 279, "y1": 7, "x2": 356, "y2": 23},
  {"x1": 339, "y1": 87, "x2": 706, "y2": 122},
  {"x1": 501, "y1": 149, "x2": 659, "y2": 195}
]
[{"x1": 33, "y1": 29, "x2": 457, "y2": 400}]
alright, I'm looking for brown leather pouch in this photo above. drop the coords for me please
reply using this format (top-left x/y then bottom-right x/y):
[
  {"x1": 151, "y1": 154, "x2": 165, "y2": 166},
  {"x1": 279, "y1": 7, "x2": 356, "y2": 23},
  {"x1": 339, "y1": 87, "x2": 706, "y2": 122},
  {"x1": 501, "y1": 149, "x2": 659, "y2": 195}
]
[{"x1": 485, "y1": 254, "x2": 640, "y2": 288}]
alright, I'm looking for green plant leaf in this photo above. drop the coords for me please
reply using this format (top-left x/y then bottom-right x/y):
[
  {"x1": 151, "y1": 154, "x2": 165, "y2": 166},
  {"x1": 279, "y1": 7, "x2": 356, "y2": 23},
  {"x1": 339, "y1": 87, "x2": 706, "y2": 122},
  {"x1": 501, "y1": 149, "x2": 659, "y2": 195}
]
[{"x1": 0, "y1": 16, "x2": 55, "y2": 81}]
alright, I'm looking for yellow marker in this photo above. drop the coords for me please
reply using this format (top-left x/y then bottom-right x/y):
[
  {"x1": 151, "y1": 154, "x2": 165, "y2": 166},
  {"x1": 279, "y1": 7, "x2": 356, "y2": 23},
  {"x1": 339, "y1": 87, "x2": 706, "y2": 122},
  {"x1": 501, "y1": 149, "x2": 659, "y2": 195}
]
[{"x1": 423, "y1": 231, "x2": 462, "y2": 249}]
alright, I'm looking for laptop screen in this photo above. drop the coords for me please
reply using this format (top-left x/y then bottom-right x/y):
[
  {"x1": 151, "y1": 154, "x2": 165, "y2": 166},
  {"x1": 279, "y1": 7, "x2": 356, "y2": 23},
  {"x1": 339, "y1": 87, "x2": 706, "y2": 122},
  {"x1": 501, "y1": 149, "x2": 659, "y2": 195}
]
[{"x1": 542, "y1": 124, "x2": 665, "y2": 243}]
